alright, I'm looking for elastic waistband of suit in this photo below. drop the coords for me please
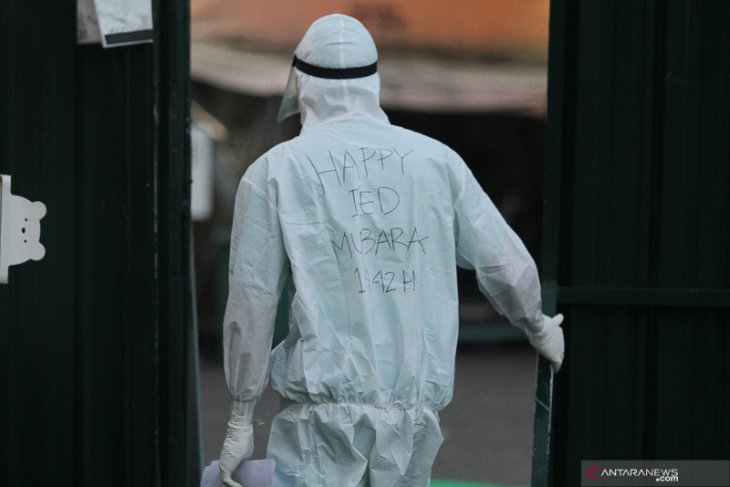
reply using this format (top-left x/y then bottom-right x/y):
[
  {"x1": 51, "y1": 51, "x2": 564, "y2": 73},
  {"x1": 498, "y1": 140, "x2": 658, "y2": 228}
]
[{"x1": 278, "y1": 397, "x2": 439, "y2": 414}]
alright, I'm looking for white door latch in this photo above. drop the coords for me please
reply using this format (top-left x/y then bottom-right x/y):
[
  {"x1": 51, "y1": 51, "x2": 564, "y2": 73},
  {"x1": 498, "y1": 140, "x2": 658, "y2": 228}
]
[{"x1": 0, "y1": 175, "x2": 47, "y2": 284}]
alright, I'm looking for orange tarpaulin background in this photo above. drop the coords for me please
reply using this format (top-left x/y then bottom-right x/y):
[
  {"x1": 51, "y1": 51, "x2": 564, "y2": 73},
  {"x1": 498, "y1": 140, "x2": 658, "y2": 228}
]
[{"x1": 191, "y1": 0, "x2": 549, "y2": 58}]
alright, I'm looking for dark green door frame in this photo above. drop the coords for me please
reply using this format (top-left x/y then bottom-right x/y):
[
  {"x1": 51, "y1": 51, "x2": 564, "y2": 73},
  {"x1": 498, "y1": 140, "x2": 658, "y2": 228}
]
[
  {"x1": 0, "y1": 1, "x2": 199, "y2": 485},
  {"x1": 533, "y1": 1, "x2": 730, "y2": 486}
]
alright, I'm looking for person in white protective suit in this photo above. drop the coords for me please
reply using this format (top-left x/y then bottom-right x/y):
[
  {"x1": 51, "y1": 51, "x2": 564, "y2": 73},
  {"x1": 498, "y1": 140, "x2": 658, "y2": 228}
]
[{"x1": 219, "y1": 13, "x2": 565, "y2": 487}]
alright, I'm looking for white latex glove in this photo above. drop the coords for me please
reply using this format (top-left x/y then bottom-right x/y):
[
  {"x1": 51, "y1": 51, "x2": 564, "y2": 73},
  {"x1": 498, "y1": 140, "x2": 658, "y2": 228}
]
[
  {"x1": 220, "y1": 413, "x2": 254, "y2": 487},
  {"x1": 526, "y1": 313, "x2": 565, "y2": 373}
]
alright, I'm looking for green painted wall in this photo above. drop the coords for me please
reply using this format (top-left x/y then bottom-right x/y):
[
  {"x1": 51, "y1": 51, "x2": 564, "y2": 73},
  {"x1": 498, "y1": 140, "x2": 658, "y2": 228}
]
[
  {"x1": 537, "y1": 1, "x2": 729, "y2": 485},
  {"x1": 0, "y1": 1, "x2": 198, "y2": 485}
]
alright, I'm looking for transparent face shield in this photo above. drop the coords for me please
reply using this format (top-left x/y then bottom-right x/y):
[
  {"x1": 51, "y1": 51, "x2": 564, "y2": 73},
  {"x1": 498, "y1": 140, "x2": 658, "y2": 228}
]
[
  {"x1": 277, "y1": 66, "x2": 300, "y2": 123},
  {"x1": 277, "y1": 56, "x2": 379, "y2": 123}
]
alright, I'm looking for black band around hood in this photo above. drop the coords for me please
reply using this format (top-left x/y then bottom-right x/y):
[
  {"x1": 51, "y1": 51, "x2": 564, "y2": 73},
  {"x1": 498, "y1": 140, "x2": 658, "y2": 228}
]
[{"x1": 293, "y1": 56, "x2": 378, "y2": 80}]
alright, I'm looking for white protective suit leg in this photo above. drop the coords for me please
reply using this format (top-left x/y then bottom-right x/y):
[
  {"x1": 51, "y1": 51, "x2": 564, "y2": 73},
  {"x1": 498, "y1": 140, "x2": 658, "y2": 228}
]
[{"x1": 267, "y1": 403, "x2": 442, "y2": 487}]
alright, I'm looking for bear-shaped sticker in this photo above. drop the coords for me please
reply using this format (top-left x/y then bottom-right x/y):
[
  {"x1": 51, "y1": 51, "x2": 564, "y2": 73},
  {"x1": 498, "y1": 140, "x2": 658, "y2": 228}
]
[{"x1": 1, "y1": 175, "x2": 47, "y2": 283}]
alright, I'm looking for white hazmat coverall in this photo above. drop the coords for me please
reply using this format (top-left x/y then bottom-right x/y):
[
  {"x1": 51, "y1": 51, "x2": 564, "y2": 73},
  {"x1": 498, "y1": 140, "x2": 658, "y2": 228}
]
[{"x1": 220, "y1": 13, "x2": 564, "y2": 487}]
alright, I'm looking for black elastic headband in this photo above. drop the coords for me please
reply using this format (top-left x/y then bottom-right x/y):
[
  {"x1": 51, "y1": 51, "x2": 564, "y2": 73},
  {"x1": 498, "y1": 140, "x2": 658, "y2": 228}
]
[{"x1": 292, "y1": 56, "x2": 378, "y2": 80}]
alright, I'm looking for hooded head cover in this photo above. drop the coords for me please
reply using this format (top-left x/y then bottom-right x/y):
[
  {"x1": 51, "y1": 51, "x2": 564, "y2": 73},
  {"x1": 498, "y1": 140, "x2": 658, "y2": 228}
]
[{"x1": 277, "y1": 14, "x2": 388, "y2": 129}]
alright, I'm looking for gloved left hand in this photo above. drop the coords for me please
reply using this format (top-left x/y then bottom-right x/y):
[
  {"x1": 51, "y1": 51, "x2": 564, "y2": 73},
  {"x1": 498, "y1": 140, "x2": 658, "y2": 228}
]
[
  {"x1": 219, "y1": 412, "x2": 254, "y2": 487},
  {"x1": 526, "y1": 313, "x2": 565, "y2": 373}
]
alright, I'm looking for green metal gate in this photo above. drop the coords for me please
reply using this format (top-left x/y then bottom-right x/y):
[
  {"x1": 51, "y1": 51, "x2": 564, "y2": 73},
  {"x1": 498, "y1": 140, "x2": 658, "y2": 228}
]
[
  {"x1": 0, "y1": 1, "x2": 198, "y2": 486},
  {"x1": 534, "y1": 1, "x2": 730, "y2": 485}
]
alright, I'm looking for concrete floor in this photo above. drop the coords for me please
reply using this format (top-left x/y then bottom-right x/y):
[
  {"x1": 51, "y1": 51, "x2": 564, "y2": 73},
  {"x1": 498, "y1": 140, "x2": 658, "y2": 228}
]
[{"x1": 199, "y1": 342, "x2": 536, "y2": 486}]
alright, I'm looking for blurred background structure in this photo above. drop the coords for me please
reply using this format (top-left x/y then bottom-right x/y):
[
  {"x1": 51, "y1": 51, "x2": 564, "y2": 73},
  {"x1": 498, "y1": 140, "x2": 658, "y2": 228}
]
[{"x1": 189, "y1": 1, "x2": 549, "y2": 486}]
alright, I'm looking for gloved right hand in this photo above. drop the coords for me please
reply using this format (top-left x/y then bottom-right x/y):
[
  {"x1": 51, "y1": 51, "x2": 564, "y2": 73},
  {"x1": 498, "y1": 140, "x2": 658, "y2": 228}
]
[
  {"x1": 219, "y1": 413, "x2": 254, "y2": 487},
  {"x1": 526, "y1": 313, "x2": 565, "y2": 373}
]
